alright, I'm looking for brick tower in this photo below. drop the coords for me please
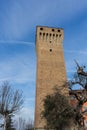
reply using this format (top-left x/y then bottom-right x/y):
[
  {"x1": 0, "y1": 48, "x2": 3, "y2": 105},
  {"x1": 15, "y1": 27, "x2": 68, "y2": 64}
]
[{"x1": 35, "y1": 26, "x2": 68, "y2": 129}]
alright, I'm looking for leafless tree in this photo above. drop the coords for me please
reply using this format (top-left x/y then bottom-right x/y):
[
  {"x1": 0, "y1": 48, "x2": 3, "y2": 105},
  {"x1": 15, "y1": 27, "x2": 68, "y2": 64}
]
[
  {"x1": 15, "y1": 117, "x2": 26, "y2": 130},
  {"x1": 68, "y1": 60, "x2": 87, "y2": 129},
  {"x1": 14, "y1": 117, "x2": 34, "y2": 130},
  {"x1": 0, "y1": 81, "x2": 24, "y2": 130},
  {"x1": 26, "y1": 118, "x2": 34, "y2": 130}
]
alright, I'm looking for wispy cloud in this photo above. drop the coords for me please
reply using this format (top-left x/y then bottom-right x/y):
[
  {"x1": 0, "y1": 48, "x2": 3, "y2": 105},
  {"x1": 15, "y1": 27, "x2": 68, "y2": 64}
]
[
  {"x1": 0, "y1": 40, "x2": 34, "y2": 45},
  {"x1": 65, "y1": 50, "x2": 87, "y2": 55}
]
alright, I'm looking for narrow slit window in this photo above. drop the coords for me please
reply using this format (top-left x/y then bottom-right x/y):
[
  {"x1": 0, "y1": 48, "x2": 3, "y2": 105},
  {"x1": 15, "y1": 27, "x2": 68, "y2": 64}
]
[
  {"x1": 56, "y1": 34, "x2": 58, "y2": 37},
  {"x1": 40, "y1": 32, "x2": 42, "y2": 35},
  {"x1": 43, "y1": 33, "x2": 45, "y2": 40},
  {"x1": 59, "y1": 34, "x2": 62, "y2": 37},
  {"x1": 53, "y1": 34, "x2": 55, "y2": 40},
  {"x1": 49, "y1": 33, "x2": 52, "y2": 40},
  {"x1": 46, "y1": 33, "x2": 48, "y2": 41},
  {"x1": 56, "y1": 34, "x2": 58, "y2": 43},
  {"x1": 39, "y1": 32, "x2": 42, "y2": 39}
]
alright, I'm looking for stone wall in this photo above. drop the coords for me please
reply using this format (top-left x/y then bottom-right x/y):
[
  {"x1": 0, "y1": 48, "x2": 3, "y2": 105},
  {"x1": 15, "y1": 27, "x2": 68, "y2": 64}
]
[{"x1": 34, "y1": 26, "x2": 69, "y2": 129}]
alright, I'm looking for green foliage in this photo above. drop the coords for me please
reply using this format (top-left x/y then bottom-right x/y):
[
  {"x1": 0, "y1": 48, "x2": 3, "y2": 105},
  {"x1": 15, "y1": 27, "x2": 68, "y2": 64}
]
[
  {"x1": 29, "y1": 128, "x2": 34, "y2": 130},
  {"x1": 42, "y1": 88, "x2": 75, "y2": 130}
]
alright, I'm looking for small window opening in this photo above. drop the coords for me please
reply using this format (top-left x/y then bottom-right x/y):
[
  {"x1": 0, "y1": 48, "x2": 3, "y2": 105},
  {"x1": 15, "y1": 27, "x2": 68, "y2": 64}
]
[
  {"x1": 56, "y1": 34, "x2": 58, "y2": 37},
  {"x1": 40, "y1": 32, "x2": 42, "y2": 35},
  {"x1": 50, "y1": 49, "x2": 52, "y2": 52},
  {"x1": 43, "y1": 33, "x2": 45, "y2": 36},
  {"x1": 50, "y1": 33, "x2": 52, "y2": 36},
  {"x1": 40, "y1": 28, "x2": 43, "y2": 30},
  {"x1": 59, "y1": 34, "x2": 62, "y2": 37},
  {"x1": 50, "y1": 41, "x2": 51, "y2": 43},
  {"x1": 52, "y1": 29, "x2": 54, "y2": 32},
  {"x1": 58, "y1": 29, "x2": 60, "y2": 32},
  {"x1": 53, "y1": 34, "x2": 55, "y2": 36},
  {"x1": 46, "y1": 33, "x2": 48, "y2": 36}
]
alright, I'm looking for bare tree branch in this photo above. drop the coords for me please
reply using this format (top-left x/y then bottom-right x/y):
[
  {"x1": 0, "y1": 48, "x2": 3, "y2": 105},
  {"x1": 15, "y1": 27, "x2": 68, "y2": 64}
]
[{"x1": 0, "y1": 81, "x2": 24, "y2": 130}]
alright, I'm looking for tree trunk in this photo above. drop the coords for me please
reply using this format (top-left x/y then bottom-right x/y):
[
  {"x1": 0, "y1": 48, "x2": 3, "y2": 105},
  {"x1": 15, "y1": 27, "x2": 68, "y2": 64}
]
[{"x1": 4, "y1": 115, "x2": 7, "y2": 130}]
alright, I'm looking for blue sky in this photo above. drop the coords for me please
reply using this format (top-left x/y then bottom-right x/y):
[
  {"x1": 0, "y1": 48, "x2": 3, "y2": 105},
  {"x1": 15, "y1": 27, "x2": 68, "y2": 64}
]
[{"x1": 0, "y1": 0, "x2": 87, "y2": 121}]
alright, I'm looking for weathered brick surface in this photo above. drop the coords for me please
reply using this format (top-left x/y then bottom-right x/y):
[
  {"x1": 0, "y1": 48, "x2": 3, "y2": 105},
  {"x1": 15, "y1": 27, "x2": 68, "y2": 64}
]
[{"x1": 34, "y1": 26, "x2": 69, "y2": 129}]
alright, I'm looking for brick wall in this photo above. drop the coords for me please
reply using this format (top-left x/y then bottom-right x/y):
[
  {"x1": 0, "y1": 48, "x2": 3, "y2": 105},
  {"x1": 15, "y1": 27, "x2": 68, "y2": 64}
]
[{"x1": 34, "y1": 26, "x2": 69, "y2": 129}]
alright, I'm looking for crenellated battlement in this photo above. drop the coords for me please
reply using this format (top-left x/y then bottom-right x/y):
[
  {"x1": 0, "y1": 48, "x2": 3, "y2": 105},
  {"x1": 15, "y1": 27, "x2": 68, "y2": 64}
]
[{"x1": 36, "y1": 26, "x2": 64, "y2": 44}]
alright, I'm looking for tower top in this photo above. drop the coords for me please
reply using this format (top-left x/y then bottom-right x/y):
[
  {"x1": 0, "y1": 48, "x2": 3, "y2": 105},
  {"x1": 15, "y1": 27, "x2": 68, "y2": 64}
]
[{"x1": 36, "y1": 26, "x2": 64, "y2": 44}]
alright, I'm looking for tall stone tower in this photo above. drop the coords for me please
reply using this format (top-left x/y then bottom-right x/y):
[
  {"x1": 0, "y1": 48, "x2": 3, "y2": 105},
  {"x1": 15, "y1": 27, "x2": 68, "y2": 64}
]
[{"x1": 35, "y1": 26, "x2": 68, "y2": 129}]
